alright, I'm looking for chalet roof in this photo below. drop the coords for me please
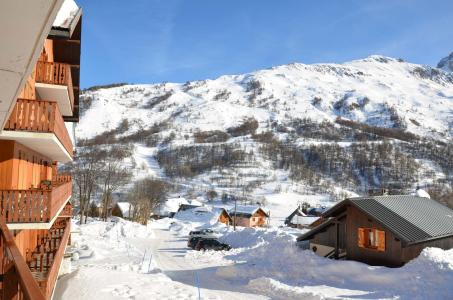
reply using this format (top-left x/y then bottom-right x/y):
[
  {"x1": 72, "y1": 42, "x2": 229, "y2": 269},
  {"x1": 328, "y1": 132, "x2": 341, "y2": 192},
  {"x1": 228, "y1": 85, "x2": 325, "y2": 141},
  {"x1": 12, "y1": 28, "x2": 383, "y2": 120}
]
[
  {"x1": 116, "y1": 202, "x2": 133, "y2": 218},
  {"x1": 297, "y1": 218, "x2": 336, "y2": 241},
  {"x1": 299, "y1": 195, "x2": 453, "y2": 245},
  {"x1": 290, "y1": 215, "x2": 319, "y2": 226},
  {"x1": 178, "y1": 204, "x2": 202, "y2": 212},
  {"x1": 212, "y1": 208, "x2": 232, "y2": 220},
  {"x1": 229, "y1": 206, "x2": 269, "y2": 218},
  {"x1": 285, "y1": 208, "x2": 306, "y2": 224}
]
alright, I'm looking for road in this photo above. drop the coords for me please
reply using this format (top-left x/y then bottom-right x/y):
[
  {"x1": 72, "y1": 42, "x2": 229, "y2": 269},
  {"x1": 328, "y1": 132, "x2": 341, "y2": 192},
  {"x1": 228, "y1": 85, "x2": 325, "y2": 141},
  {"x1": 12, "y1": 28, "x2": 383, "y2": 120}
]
[{"x1": 127, "y1": 227, "x2": 267, "y2": 300}]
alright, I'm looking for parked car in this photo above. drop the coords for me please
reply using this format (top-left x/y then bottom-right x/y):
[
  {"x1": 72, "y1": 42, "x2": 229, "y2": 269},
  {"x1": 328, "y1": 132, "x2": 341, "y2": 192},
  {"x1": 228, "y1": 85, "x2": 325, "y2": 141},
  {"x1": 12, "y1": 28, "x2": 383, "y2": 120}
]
[
  {"x1": 188, "y1": 229, "x2": 218, "y2": 238},
  {"x1": 189, "y1": 230, "x2": 204, "y2": 236},
  {"x1": 194, "y1": 239, "x2": 231, "y2": 251},
  {"x1": 187, "y1": 236, "x2": 205, "y2": 249}
]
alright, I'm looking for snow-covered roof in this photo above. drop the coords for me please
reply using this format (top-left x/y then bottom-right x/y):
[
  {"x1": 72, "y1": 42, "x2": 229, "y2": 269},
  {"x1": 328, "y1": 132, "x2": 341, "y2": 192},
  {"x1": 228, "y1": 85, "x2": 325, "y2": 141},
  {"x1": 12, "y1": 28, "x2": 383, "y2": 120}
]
[
  {"x1": 290, "y1": 215, "x2": 319, "y2": 226},
  {"x1": 212, "y1": 207, "x2": 231, "y2": 219},
  {"x1": 156, "y1": 197, "x2": 190, "y2": 215},
  {"x1": 53, "y1": 0, "x2": 79, "y2": 28},
  {"x1": 229, "y1": 206, "x2": 269, "y2": 217},
  {"x1": 116, "y1": 202, "x2": 133, "y2": 218},
  {"x1": 414, "y1": 189, "x2": 431, "y2": 199},
  {"x1": 190, "y1": 199, "x2": 203, "y2": 206}
]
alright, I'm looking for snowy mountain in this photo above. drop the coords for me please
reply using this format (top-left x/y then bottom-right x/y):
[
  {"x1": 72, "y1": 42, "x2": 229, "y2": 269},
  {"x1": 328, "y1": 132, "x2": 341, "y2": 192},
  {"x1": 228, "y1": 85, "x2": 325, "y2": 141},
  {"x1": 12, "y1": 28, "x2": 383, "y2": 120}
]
[
  {"x1": 438, "y1": 52, "x2": 453, "y2": 73},
  {"x1": 75, "y1": 55, "x2": 453, "y2": 207}
]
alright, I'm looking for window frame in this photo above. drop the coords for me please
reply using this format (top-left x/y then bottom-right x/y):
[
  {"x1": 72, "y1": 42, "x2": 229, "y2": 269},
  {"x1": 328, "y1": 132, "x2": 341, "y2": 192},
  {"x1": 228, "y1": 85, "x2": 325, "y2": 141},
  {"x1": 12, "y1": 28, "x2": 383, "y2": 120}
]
[{"x1": 358, "y1": 227, "x2": 385, "y2": 252}]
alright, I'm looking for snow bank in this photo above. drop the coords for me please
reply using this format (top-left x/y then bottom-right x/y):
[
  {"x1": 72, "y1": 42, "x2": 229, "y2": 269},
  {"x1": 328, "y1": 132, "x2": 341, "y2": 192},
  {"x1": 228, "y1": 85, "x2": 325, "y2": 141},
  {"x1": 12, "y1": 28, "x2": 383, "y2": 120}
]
[{"x1": 214, "y1": 226, "x2": 453, "y2": 299}]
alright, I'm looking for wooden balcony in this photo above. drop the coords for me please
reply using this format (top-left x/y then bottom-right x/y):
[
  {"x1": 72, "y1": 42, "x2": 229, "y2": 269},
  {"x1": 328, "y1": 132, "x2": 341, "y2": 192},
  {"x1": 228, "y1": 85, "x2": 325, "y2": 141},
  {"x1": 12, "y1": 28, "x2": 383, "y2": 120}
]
[
  {"x1": 35, "y1": 61, "x2": 74, "y2": 114},
  {"x1": 29, "y1": 218, "x2": 71, "y2": 299},
  {"x1": 2, "y1": 99, "x2": 73, "y2": 161},
  {"x1": 0, "y1": 219, "x2": 46, "y2": 300},
  {"x1": 0, "y1": 180, "x2": 72, "y2": 226}
]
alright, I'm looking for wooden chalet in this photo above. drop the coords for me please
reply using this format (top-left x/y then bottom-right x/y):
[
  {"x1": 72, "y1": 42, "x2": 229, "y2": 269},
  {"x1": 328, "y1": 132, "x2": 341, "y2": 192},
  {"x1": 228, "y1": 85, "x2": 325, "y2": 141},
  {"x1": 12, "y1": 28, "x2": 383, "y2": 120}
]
[
  {"x1": 0, "y1": 0, "x2": 82, "y2": 299},
  {"x1": 285, "y1": 207, "x2": 306, "y2": 226},
  {"x1": 112, "y1": 202, "x2": 133, "y2": 219},
  {"x1": 178, "y1": 204, "x2": 202, "y2": 212},
  {"x1": 230, "y1": 206, "x2": 269, "y2": 228},
  {"x1": 297, "y1": 195, "x2": 453, "y2": 267},
  {"x1": 214, "y1": 208, "x2": 233, "y2": 226}
]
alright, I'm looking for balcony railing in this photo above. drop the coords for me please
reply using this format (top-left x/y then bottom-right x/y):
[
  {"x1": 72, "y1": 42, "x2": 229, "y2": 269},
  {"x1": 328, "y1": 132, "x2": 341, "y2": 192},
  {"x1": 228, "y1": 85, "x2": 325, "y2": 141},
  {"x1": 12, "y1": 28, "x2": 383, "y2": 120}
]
[
  {"x1": 35, "y1": 61, "x2": 74, "y2": 111},
  {"x1": 0, "y1": 180, "x2": 72, "y2": 224},
  {"x1": 51, "y1": 174, "x2": 72, "y2": 185},
  {"x1": 4, "y1": 99, "x2": 73, "y2": 157},
  {"x1": 0, "y1": 218, "x2": 46, "y2": 300},
  {"x1": 32, "y1": 218, "x2": 71, "y2": 299}
]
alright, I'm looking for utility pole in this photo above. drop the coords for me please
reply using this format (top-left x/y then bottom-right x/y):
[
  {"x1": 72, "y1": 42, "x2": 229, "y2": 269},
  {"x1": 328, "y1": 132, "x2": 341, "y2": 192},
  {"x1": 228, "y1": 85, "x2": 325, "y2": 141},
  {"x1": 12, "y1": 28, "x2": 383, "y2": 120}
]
[{"x1": 233, "y1": 196, "x2": 237, "y2": 231}]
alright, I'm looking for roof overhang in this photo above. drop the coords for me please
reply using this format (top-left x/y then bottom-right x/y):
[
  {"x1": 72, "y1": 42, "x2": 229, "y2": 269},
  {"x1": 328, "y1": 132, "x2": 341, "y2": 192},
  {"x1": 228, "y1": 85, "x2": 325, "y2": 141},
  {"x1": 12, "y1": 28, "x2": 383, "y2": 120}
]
[
  {"x1": 48, "y1": 8, "x2": 82, "y2": 39},
  {"x1": 0, "y1": 0, "x2": 65, "y2": 131}
]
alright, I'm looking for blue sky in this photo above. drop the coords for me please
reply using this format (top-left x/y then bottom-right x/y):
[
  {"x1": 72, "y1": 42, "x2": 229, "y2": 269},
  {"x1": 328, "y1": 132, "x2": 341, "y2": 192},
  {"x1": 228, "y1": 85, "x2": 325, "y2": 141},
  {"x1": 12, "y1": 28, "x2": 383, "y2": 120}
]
[{"x1": 78, "y1": 0, "x2": 453, "y2": 88}]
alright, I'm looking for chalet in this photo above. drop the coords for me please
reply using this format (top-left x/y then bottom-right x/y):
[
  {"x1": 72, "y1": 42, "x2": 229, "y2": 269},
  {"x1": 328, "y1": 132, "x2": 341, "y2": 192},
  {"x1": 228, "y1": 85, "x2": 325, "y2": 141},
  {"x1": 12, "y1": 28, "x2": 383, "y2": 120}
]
[
  {"x1": 285, "y1": 207, "x2": 306, "y2": 226},
  {"x1": 213, "y1": 208, "x2": 233, "y2": 226},
  {"x1": 153, "y1": 197, "x2": 190, "y2": 218},
  {"x1": 0, "y1": 0, "x2": 82, "y2": 298},
  {"x1": 112, "y1": 202, "x2": 134, "y2": 219},
  {"x1": 297, "y1": 195, "x2": 453, "y2": 267},
  {"x1": 230, "y1": 206, "x2": 269, "y2": 227},
  {"x1": 178, "y1": 203, "x2": 202, "y2": 212}
]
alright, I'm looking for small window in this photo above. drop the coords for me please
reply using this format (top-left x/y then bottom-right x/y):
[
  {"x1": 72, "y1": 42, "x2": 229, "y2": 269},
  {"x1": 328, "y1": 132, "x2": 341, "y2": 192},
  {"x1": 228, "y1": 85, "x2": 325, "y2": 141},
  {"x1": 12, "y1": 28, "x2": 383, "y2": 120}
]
[{"x1": 358, "y1": 228, "x2": 385, "y2": 251}]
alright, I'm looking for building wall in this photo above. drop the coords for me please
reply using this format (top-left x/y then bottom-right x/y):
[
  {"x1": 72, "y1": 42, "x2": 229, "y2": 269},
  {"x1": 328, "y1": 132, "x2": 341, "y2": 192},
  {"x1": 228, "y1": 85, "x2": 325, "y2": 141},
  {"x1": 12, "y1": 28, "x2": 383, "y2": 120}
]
[
  {"x1": 18, "y1": 71, "x2": 36, "y2": 100},
  {"x1": 43, "y1": 39, "x2": 54, "y2": 62},
  {"x1": 218, "y1": 212, "x2": 230, "y2": 225},
  {"x1": 234, "y1": 216, "x2": 251, "y2": 227},
  {"x1": 311, "y1": 223, "x2": 337, "y2": 248},
  {"x1": 0, "y1": 140, "x2": 53, "y2": 190},
  {"x1": 346, "y1": 205, "x2": 403, "y2": 267},
  {"x1": 250, "y1": 210, "x2": 267, "y2": 227},
  {"x1": 401, "y1": 237, "x2": 453, "y2": 263},
  {"x1": 13, "y1": 229, "x2": 46, "y2": 259}
]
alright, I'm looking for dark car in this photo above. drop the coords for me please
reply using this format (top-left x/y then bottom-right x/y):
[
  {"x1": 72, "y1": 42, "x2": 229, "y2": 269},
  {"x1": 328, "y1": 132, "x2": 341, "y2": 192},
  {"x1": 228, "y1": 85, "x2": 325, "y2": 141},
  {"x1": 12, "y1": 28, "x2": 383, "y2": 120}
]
[
  {"x1": 189, "y1": 229, "x2": 216, "y2": 236},
  {"x1": 194, "y1": 239, "x2": 231, "y2": 251},
  {"x1": 187, "y1": 236, "x2": 205, "y2": 249},
  {"x1": 189, "y1": 230, "x2": 203, "y2": 236}
]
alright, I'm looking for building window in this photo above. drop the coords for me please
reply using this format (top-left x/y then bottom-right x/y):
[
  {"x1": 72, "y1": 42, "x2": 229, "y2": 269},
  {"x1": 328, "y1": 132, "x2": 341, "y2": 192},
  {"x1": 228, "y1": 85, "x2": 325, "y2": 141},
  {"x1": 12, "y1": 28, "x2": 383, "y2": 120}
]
[{"x1": 358, "y1": 228, "x2": 385, "y2": 251}]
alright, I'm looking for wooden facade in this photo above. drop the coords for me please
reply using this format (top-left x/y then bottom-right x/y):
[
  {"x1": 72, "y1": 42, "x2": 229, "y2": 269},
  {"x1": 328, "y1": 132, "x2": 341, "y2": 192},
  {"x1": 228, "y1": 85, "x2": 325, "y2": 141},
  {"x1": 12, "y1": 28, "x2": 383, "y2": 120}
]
[
  {"x1": 231, "y1": 208, "x2": 269, "y2": 228},
  {"x1": 217, "y1": 209, "x2": 232, "y2": 226},
  {"x1": 0, "y1": 2, "x2": 82, "y2": 299},
  {"x1": 298, "y1": 197, "x2": 453, "y2": 267}
]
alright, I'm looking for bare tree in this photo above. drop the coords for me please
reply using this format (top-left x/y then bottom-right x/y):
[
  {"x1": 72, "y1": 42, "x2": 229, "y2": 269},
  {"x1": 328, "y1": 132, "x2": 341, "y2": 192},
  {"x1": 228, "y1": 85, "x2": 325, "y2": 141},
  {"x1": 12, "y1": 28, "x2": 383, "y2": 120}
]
[
  {"x1": 69, "y1": 147, "x2": 103, "y2": 224},
  {"x1": 99, "y1": 146, "x2": 133, "y2": 221},
  {"x1": 128, "y1": 178, "x2": 169, "y2": 224}
]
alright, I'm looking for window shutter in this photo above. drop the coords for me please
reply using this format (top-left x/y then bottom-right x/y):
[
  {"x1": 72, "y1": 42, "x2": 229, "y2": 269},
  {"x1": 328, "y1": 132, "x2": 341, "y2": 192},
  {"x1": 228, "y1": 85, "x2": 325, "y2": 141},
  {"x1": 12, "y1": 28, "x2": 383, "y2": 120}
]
[
  {"x1": 377, "y1": 230, "x2": 386, "y2": 251},
  {"x1": 358, "y1": 228, "x2": 365, "y2": 248}
]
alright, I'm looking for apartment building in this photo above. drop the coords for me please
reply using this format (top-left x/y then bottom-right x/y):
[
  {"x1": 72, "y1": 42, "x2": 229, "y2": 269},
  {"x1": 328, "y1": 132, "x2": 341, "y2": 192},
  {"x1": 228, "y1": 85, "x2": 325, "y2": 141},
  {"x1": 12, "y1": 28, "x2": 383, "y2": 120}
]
[{"x1": 0, "y1": 0, "x2": 82, "y2": 299}]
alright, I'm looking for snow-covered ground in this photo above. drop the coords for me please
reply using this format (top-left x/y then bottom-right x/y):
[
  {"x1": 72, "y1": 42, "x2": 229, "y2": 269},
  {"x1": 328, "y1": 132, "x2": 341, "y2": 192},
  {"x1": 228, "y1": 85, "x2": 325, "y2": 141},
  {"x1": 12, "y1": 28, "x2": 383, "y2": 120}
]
[{"x1": 55, "y1": 212, "x2": 453, "y2": 300}]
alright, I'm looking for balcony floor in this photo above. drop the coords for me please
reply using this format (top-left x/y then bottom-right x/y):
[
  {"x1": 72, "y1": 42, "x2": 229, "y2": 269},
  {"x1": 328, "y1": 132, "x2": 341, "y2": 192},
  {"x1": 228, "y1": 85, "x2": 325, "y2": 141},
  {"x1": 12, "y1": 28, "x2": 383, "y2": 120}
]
[
  {"x1": 0, "y1": 130, "x2": 72, "y2": 162},
  {"x1": 35, "y1": 82, "x2": 73, "y2": 116}
]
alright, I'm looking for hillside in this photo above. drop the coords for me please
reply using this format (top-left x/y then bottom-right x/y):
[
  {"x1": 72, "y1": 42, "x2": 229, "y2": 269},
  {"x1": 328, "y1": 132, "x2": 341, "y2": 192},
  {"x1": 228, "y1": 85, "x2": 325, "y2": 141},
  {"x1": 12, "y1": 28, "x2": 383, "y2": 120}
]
[
  {"x1": 438, "y1": 52, "x2": 453, "y2": 73},
  {"x1": 75, "y1": 55, "x2": 453, "y2": 211}
]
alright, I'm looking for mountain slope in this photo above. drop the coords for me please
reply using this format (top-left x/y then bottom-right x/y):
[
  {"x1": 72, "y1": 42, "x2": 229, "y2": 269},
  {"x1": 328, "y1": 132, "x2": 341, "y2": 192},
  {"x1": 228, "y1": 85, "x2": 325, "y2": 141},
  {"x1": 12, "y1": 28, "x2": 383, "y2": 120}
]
[
  {"x1": 76, "y1": 55, "x2": 453, "y2": 204},
  {"x1": 438, "y1": 52, "x2": 453, "y2": 73}
]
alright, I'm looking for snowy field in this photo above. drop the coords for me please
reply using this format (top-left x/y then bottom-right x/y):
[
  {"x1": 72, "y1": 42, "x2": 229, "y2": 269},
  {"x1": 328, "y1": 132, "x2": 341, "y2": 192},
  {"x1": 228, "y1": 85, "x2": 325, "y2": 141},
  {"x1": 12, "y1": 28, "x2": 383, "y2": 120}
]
[{"x1": 55, "y1": 210, "x2": 453, "y2": 300}]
